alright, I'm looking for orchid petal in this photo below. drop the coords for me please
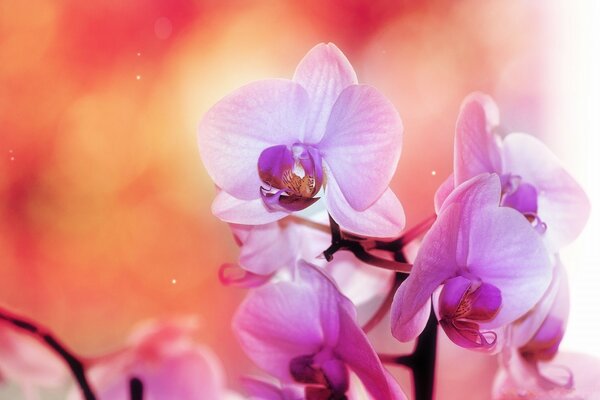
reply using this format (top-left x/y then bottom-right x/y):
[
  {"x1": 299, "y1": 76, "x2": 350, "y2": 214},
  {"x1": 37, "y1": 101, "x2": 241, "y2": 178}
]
[
  {"x1": 212, "y1": 190, "x2": 288, "y2": 225},
  {"x1": 237, "y1": 222, "x2": 296, "y2": 275},
  {"x1": 510, "y1": 260, "x2": 566, "y2": 348},
  {"x1": 198, "y1": 79, "x2": 309, "y2": 200},
  {"x1": 391, "y1": 202, "x2": 462, "y2": 341},
  {"x1": 335, "y1": 307, "x2": 404, "y2": 400},
  {"x1": 293, "y1": 43, "x2": 357, "y2": 144},
  {"x1": 465, "y1": 196, "x2": 552, "y2": 329},
  {"x1": 502, "y1": 133, "x2": 590, "y2": 252},
  {"x1": 434, "y1": 173, "x2": 455, "y2": 214},
  {"x1": 454, "y1": 93, "x2": 502, "y2": 185},
  {"x1": 325, "y1": 173, "x2": 405, "y2": 238},
  {"x1": 319, "y1": 84, "x2": 403, "y2": 211},
  {"x1": 232, "y1": 262, "x2": 343, "y2": 381}
]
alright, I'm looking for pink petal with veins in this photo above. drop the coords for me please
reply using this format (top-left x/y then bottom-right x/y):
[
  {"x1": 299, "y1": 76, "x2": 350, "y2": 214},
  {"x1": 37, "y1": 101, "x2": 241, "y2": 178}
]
[
  {"x1": 293, "y1": 43, "x2": 358, "y2": 144},
  {"x1": 319, "y1": 84, "x2": 403, "y2": 211}
]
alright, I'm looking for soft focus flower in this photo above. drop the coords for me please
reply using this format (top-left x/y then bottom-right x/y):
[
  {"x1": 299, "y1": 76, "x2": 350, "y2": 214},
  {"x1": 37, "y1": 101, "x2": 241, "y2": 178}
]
[
  {"x1": 198, "y1": 42, "x2": 405, "y2": 237},
  {"x1": 435, "y1": 92, "x2": 590, "y2": 253},
  {"x1": 68, "y1": 318, "x2": 233, "y2": 400},
  {"x1": 233, "y1": 261, "x2": 406, "y2": 399},
  {"x1": 225, "y1": 207, "x2": 393, "y2": 305},
  {"x1": 392, "y1": 174, "x2": 552, "y2": 350},
  {"x1": 492, "y1": 352, "x2": 600, "y2": 400},
  {"x1": 493, "y1": 260, "x2": 572, "y2": 397},
  {"x1": 0, "y1": 319, "x2": 68, "y2": 399}
]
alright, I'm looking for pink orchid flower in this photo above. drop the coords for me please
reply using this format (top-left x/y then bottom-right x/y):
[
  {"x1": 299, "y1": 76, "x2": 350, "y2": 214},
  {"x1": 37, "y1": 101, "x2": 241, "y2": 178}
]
[
  {"x1": 435, "y1": 93, "x2": 590, "y2": 253},
  {"x1": 493, "y1": 352, "x2": 600, "y2": 400},
  {"x1": 0, "y1": 320, "x2": 68, "y2": 400},
  {"x1": 68, "y1": 318, "x2": 232, "y2": 400},
  {"x1": 233, "y1": 261, "x2": 406, "y2": 400},
  {"x1": 198, "y1": 42, "x2": 405, "y2": 237},
  {"x1": 392, "y1": 174, "x2": 552, "y2": 351},
  {"x1": 493, "y1": 259, "x2": 572, "y2": 397},
  {"x1": 226, "y1": 209, "x2": 393, "y2": 305}
]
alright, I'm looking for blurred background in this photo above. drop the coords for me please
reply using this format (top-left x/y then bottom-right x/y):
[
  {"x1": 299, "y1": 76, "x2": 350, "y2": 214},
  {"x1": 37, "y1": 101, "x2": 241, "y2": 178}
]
[{"x1": 1, "y1": 0, "x2": 598, "y2": 398}]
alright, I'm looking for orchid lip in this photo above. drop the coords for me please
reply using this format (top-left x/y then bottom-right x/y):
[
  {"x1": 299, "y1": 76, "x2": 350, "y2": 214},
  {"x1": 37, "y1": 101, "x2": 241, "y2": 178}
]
[
  {"x1": 258, "y1": 143, "x2": 323, "y2": 212},
  {"x1": 439, "y1": 276, "x2": 502, "y2": 349},
  {"x1": 289, "y1": 350, "x2": 349, "y2": 398},
  {"x1": 500, "y1": 173, "x2": 548, "y2": 234}
]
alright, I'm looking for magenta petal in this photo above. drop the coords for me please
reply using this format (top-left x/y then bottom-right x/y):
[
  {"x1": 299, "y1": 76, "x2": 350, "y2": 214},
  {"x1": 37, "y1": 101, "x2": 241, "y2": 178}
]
[
  {"x1": 502, "y1": 181, "x2": 539, "y2": 214},
  {"x1": 454, "y1": 92, "x2": 503, "y2": 185},
  {"x1": 391, "y1": 202, "x2": 463, "y2": 342},
  {"x1": 212, "y1": 190, "x2": 288, "y2": 225},
  {"x1": 502, "y1": 133, "x2": 590, "y2": 252},
  {"x1": 319, "y1": 84, "x2": 403, "y2": 211},
  {"x1": 232, "y1": 262, "x2": 344, "y2": 381},
  {"x1": 335, "y1": 307, "x2": 404, "y2": 400},
  {"x1": 434, "y1": 173, "x2": 455, "y2": 213},
  {"x1": 198, "y1": 79, "x2": 309, "y2": 200},
  {"x1": 466, "y1": 203, "x2": 552, "y2": 329},
  {"x1": 437, "y1": 173, "x2": 500, "y2": 217},
  {"x1": 293, "y1": 43, "x2": 357, "y2": 144},
  {"x1": 325, "y1": 173, "x2": 405, "y2": 238}
]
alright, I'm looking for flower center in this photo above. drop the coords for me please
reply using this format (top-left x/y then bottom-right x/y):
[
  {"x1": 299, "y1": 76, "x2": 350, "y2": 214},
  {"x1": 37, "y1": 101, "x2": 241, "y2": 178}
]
[
  {"x1": 500, "y1": 174, "x2": 547, "y2": 234},
  {"x1": 439, "y1": 275, "x2": 502, "y2": 349},
  {"x1": 257, "y1": 143, "x2": 323, "y2": 212},
  {"x1": 289, "y1": 351, "x2": 349, "y2": 399}
]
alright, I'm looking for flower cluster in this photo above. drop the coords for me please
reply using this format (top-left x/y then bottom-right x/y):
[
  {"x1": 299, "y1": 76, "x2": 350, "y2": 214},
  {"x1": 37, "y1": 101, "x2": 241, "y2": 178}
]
[
  {"x1": 197, "y1": 43, "x2": 591, "y2": 399},
  {"x1": 0, "y1": 42, "x2": 593, "y2": 400}
]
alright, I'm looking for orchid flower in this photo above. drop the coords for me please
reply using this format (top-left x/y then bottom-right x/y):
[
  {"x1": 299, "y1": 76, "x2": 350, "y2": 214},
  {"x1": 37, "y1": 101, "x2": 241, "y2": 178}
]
[
  {"x1": 198, "y1": 42, "x2": 405, "y2": 237},
  {"x1": 0, "y1": 320, "x2": 68, "y2": 400},
  {"x1": 225, "y1": 208, "x2": 394, "y2": 305},
  {"x1": 392, "y1": 174, "x2": 552, "y2": 351},
  {"x1": 233, "y1": 261, "x2": 406, "y2": 400},
  {"x1": 493, "y1": 352, "x2": 600, "y2": 400},
  {"x1": 493, "y1": 259, "x2": 572, "y2": 398},
  {"x1": 435, "y1": 92, "x2": 590, "y2": 253},
  {"x1": 67, "y1": 318, "x2": 234, "y2": 400}
]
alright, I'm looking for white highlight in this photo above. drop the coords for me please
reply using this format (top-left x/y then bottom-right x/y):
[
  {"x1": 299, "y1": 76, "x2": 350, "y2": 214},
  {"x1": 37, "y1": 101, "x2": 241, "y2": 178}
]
[{"x1": 547, "y1": 1, "x2": 600, "y2": 358}]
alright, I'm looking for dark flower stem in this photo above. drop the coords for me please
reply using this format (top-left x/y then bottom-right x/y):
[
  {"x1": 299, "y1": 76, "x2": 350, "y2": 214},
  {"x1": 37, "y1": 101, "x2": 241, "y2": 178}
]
[
  {"x1": 379, "y1": 311, "x2": 438, "y2": 400},
  {"x1": 0, "y1": 307, "x2": 97, "y2": 400},
  {"x1": 130, "y1": 377, "x2": 144, "y2": 400},
  {"x1": 322, "y1": 215, "x2": 414, "y2": 273}
]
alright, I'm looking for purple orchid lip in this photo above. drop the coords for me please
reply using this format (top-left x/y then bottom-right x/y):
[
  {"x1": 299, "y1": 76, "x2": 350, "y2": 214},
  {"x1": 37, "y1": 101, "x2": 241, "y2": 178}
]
[
  {"x1": 258, "y1": 143, "x2": 324, "y2": 212},
  {"x1": 439, "y1": 276, "x2": 502, "y2": 349},
  {"x1": 289, "y1": 351, "x2": 349, "y2": 398},
  {"x1": 500, "y1": 173, "x2": 548, "y2": 234}
]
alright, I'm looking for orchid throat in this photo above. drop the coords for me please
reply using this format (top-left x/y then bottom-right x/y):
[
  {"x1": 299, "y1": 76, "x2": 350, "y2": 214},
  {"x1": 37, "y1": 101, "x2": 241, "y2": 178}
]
[
  {"x1": 500, "y1": 174, "x2": 547, "y2": 234},
  {"x1": 258, "y1": 143, "x2": 324, "y2": 212}
]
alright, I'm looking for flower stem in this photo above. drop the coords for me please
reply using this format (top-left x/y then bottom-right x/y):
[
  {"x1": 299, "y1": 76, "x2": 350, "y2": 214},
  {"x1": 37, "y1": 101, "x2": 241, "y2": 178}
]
[
  {"x1": 322, "y1": 215, "x2": 413, "y2": 272},
  {"x1": 379, "y1": 309, "x2": 438, "y2": 400},
  {"x1": 130, "y1": 377, "x2": 144, "y2": 400},
  {"x1": 0, "y1": 307, "x2": 97, "y2": 400}
]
